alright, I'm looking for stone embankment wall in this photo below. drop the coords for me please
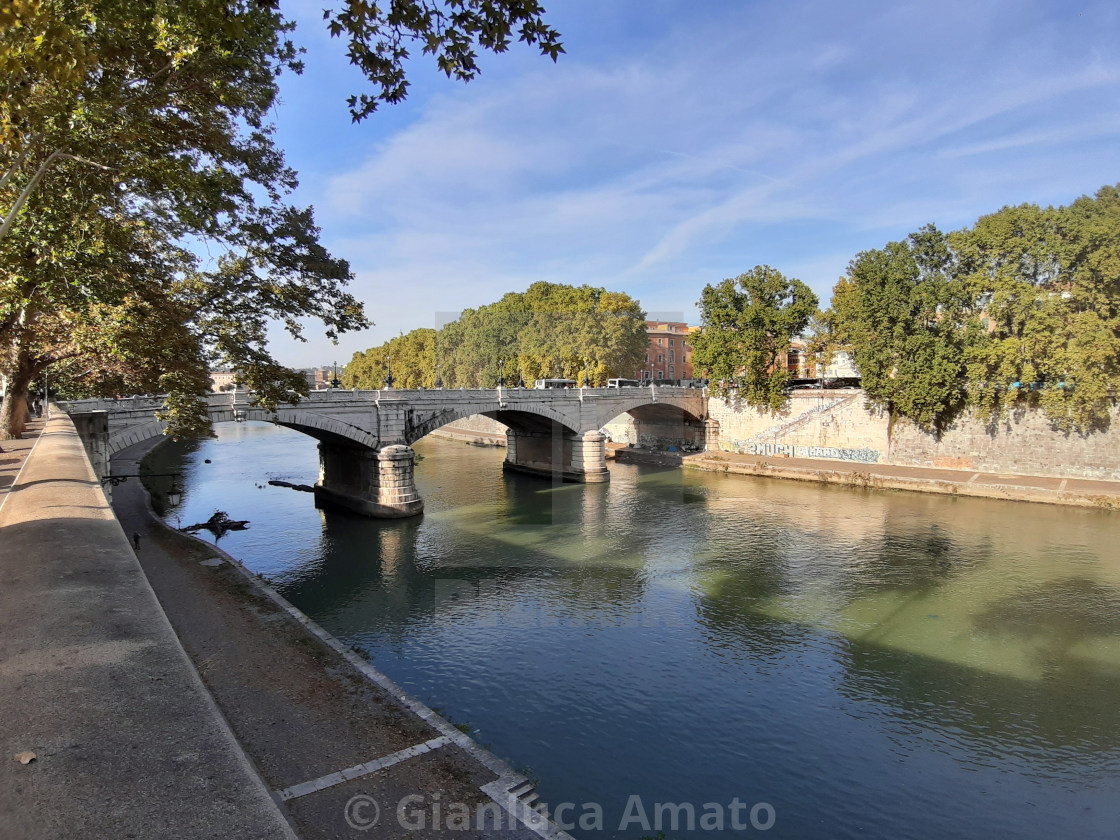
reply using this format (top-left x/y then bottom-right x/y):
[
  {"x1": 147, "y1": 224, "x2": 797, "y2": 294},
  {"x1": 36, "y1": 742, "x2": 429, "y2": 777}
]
[
  {"x1": 888, "y1": 406, "x2": 1120, "y2": 479},
  {"x1": 709, "y1": 391, "x2": 1120, "y2": 480},
  {"x1": 708, "y1": 390, "x2": 885, "y2": 463}
]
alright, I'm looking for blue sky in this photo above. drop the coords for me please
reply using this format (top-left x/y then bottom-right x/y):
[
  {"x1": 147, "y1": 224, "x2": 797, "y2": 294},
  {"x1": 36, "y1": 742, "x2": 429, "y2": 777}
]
[{"x1": 266, "y1": 0, "x2": 1120, "y2": 367}]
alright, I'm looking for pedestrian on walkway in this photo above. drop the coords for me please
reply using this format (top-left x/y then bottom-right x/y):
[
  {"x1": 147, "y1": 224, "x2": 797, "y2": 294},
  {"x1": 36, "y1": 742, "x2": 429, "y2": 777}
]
[{"x1": 132, "y1": 532, "x2": 141, "y2": 550}]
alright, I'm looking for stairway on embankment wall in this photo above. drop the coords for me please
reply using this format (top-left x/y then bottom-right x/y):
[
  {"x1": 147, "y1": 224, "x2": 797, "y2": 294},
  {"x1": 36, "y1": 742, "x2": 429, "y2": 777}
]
[
  {"x1": 709, "y1": 391, "x2": 1120, "y2": 480},
  {"x1": 426, "y1": 396, "x2": 1120, "y2": 481}
]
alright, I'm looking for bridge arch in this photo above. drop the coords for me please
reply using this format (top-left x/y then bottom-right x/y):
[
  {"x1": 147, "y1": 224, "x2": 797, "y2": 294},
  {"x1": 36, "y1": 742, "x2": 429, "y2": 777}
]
[
  {"x1": 402, "y1": 400, "x2": 606, "y2": 485},
  {"x1": 404, "y1": 401, "x2": 578, "y2": 444},
  {"x1": 105, "y1": 407, "x2": 379, "y2": 455},
  {"x1": 592, "y1": 393, "x2": 711, "y2": 452},
  {"x1": 586, "y1": 391, "x2": 706, "y2": 431}
]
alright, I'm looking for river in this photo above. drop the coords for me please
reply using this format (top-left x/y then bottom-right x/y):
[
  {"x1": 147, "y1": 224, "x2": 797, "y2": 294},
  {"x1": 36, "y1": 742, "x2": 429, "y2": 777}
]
[{"x1": 141, "y1": 421, "x2": 1120, "y2": 839}]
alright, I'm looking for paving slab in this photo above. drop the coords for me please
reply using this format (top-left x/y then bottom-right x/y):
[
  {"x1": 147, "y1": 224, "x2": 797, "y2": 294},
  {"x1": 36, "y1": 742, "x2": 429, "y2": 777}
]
[{"x1": 0, "y1": 415, "x2": 44, "y2": 510}]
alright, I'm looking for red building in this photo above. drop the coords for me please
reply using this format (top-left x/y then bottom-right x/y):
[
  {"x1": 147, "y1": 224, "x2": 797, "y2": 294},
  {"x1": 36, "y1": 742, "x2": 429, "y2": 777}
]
[{"x1": 642, "y1": 321, "x2": 696, "y2": 382}]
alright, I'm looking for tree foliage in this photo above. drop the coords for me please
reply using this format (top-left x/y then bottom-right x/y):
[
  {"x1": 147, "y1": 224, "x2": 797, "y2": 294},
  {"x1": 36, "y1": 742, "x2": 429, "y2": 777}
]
[
  {"x1": 829, "y1": 226, "x2": 979, "y2": 435},
  {"x1": 952, "y1": 186, "x2": 1120, "y2": 431},
  {"x1": 820, "y1": 185, "x2": 1120, "y2": 435},
  {"x1": 690, "y1": 266, "x2": 818, "y2": 413},
  {"x1": 342, "y1": 282, "x2": 648, "y2": 389},
  {"x1": 314, "y1": 0, "x2": 564, "y2": 122},
  {"x1": 0, "y1": 0, "x2": 562, "y2": 438},
  {"x1": 0, "y1": 0, "x2": 365, "y2": 437}
]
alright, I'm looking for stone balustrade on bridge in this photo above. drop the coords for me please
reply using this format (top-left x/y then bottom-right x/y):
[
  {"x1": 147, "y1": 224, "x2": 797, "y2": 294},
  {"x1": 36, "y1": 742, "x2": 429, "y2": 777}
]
[{"x1": 60, "y1": 386, "x2": 714, "y2": 518}]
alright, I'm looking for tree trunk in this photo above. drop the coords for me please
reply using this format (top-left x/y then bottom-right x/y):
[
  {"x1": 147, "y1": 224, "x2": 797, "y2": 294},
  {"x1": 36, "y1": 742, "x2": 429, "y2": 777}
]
[{"x1": 0, "y1": 352, "x2": 35, "y2": 439}]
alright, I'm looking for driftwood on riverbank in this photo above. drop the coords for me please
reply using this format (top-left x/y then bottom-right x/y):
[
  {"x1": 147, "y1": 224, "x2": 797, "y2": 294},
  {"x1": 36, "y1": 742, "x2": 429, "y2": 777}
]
[
  {"x1": 267, "y1": 479, "x2": 315, "y2": 493},
  {"x1": 182, "y1": 511, "x2": 249, "y2": 537}
]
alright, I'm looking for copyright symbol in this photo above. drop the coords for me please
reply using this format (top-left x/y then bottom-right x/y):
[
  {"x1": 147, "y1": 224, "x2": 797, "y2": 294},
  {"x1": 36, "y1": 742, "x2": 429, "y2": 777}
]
[{"x1": 344, "y1": 794, "x2": 380, "y2": 831}]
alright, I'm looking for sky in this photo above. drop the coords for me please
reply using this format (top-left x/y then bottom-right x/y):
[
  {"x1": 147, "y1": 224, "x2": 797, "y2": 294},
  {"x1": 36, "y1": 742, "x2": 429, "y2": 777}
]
[{"x1": 264, "y1": 0, "x2": 1120, "y2": 368}]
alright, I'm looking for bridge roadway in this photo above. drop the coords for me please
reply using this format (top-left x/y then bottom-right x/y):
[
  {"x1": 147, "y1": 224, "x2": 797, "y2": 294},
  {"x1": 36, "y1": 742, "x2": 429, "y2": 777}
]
[{"x1": 61, "y1": 386, "x2": 713, "y2": 518}]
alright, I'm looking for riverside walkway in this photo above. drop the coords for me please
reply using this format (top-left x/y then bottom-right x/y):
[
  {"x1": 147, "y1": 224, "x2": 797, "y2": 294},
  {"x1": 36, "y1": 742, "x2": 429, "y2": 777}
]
[
  {"x1": 0, "y1": 412, "x2": 295, "y2": 839},
  {"x1": 1, "y1": 410, "x2": 566, "y2": 839}
]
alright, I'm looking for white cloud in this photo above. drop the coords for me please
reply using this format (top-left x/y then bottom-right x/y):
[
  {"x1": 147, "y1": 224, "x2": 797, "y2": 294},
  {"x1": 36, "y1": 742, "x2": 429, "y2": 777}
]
[{"x1": 267, "y1": 0, "x2": 1120, "y2": 364}]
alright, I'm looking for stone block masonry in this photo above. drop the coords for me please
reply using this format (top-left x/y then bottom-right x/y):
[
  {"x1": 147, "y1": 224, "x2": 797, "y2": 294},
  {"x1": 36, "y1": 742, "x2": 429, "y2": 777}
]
[
  {"x1": 888, "y1": 406, "x2": 1120, "y2": 480},
  {"x1": 709, "y1": 391, "x2": 1120, "y2": 481}
]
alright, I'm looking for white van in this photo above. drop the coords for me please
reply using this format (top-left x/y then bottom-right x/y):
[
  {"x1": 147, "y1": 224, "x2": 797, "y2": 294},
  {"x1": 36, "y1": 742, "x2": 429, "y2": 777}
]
[{"x1": 533, "y1": 378, "x2": 578, "y2": 389}]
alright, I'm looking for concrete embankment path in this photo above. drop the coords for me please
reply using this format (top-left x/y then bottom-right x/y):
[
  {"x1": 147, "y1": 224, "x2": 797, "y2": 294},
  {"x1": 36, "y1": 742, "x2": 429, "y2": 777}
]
[
  {"x1": 0, "y1": 413, "x2": 297, "y2": 839},
  {"x1": 107, "y1": 438, "x2": 561, "y2": 840},
  {"x1": 3, "y1": 412, "x2": 565, "y2": 839},
  {"x1": 683, "y1": 449, "x2": 1120, "y2": 508}
]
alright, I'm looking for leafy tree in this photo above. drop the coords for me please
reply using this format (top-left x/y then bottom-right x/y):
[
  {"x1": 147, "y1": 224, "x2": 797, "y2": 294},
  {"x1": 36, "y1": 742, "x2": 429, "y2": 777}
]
[
  {"x1": 690, "y1": 266, "x2": 818, "y2": 412},
  {"x1": 953, "y1": 186, "x2": 1120, "y2": 431},
  {"x1": 0, "y1": 0, "x2": 561, "y2": 438},
  {"x1": 516, "y1": 283, "x2": 646, "y2": 385},
  {"x1": 828, "y1": 225, "x2": 979, "y2": 435},
  {"x1": 343, "y1": 328, "x2": 436, "y2": 389},
  {"x1": 344, "y1": 282, "x2": 647, "y2": 389},
  {"x1": 0, "y1": 0, "x2": 362, "y2": 437}
]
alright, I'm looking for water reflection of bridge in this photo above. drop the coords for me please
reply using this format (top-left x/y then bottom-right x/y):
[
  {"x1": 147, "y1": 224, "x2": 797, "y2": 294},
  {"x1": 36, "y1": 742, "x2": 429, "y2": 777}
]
[{"x1": 62, "y1": 386, "x2": 713, "y2": 518}]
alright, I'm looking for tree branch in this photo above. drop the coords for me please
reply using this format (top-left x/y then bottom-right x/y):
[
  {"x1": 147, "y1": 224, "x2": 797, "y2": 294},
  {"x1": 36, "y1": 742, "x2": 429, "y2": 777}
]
[
  {"x1": 0, "y1": 149, "x2": 116, "y2": 242},
  {"x1": 0, "y1": 133, "x2": 42, "y2": 194}
]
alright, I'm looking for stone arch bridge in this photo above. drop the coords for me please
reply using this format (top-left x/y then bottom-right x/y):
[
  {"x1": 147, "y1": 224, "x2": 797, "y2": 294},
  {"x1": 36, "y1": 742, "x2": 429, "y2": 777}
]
[{"x1": 61, "y1": 386, "x2": 713, "y2": 518}]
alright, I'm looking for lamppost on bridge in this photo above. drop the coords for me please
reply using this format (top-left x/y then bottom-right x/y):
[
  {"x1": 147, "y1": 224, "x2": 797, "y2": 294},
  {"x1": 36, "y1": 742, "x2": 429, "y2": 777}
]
[
  {"x1": 330, "y1": 361, "x2": 341, "y2": 389},
  {"x1": 517, "y1": 367, "x2": 526, "y2": 389},
  {"x1": 435, "y1": 364, "x2": 443, "y2": 389},
  {"x1": 497, "y1": 358, "x2": 504, "y2": 388},
  {"x1": 384, "y1": 353, "x2": 395, "y2": 388}
]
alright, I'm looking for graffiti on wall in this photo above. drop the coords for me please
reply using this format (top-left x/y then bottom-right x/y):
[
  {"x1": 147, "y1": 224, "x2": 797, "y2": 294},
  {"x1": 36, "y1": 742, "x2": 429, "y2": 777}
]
[{"x1": 739, "y1": 442, "x2": 881, "y2": 463}]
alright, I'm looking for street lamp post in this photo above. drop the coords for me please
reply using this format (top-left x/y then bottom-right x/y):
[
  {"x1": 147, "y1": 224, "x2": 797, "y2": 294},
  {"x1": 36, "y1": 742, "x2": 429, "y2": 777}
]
[{"x1": 497, "y1": 358, "x2": 504, "y2": 388}]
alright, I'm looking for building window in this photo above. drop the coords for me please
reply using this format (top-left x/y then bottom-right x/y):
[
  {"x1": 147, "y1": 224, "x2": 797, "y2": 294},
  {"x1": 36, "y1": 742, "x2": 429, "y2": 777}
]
[
  {"x1": 657, "y1": 338, "x2": 663, "y2": 346},
  {"x1": 669, "y1": 350, "x2": 674, "y2": 363},
  {"x1": 645, "y1": 353, "x2": 649, "y2": 362},
  {"x1": 670, "y1": 339, "x2": 675, "y2": 346},
  {"x1": 658, "y1": 354, "x2": 664, "y2": 363},
  {"x1": 656, "y1": 370, "x2": 664, "y2": 379}
]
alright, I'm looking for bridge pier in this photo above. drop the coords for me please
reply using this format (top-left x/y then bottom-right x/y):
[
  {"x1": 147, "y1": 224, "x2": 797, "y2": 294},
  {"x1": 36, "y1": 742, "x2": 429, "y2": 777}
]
[
  {"x1": 315, "y1": 442, "x2": 424, "y2": 518},
  {"x1": 503, "y1": 428, "x2": 609, "y2": 483},
  {"x1": 704, "y1": 419, "x2": 721, "y2": 451}
]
